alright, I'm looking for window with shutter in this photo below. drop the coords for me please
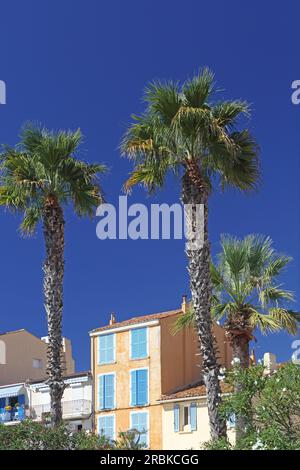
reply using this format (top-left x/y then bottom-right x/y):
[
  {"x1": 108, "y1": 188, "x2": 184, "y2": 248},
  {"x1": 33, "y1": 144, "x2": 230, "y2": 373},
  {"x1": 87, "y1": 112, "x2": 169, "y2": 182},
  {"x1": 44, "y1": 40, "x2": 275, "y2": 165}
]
[
  {"x1": 174, "y1": 404, "x2": 180, "y2": 432},
  {"x1": 130, "y1": 369, "x2": 148, "y2": 406},
  {"x1": 98, "y1": 374, "x2": 115, "y2": 410},
  {"x1": 98, "y1": 334, "x2": 115, "y2": 364},
  {"x1": 98, "y1": 415, "x2": 115, "y2": 440}
]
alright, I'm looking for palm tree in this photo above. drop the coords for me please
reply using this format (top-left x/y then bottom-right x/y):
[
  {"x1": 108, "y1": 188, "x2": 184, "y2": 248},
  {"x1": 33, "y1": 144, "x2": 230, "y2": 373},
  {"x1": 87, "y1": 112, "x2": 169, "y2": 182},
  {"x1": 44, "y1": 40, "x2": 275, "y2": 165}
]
[
  {"x1": 0, "y1": 124, "x2": 106, "y2": 426},
  {"x1": 175, "y1": 234, "x2": 299, "y2": 364},
  {"x1": 174, "y1": 234, "x2": 300, "y2": 437},
  {"x1": 121, "y1": 68, "x2": 259, "y2": 438}
]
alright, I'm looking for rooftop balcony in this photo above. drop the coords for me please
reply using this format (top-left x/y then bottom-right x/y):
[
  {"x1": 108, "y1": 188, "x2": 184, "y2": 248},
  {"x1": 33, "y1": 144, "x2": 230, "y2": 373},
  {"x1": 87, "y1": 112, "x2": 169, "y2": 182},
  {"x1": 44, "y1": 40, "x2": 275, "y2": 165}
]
[{"x1": 30, "y1": 399, "x2": 92, "y2": 421}]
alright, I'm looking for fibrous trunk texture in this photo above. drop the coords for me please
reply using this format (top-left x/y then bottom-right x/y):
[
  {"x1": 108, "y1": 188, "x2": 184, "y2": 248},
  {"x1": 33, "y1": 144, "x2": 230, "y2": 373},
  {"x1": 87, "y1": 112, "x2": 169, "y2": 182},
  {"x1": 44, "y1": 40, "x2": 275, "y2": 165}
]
[
  {"x1": 43, "y1": 195, "x2": 65, "y2": 426},
  {"x1": 231, "y1": 331, "x2": 250, "y2": 439},
  {"x1": 182, "y1": 167, "x2": 226, "y2": 440}
]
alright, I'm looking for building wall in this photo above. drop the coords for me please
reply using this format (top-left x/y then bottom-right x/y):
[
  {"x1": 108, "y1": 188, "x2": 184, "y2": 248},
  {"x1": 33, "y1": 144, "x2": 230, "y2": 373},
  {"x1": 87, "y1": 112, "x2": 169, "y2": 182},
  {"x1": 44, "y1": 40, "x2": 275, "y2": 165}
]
[
  {"x1": 160, "y1": 315, "x2": 232, "y2": 395},
  {"x1": 0, "y1": 330, "x2": 75, "y2": 386},
  {"x1": 162, "y1": 399, "x2": 235, "y2": 450},
  {"x1": 0, "y1": 331, "x2": 48, "y2": 385},
  {"x1": 160, "y1": 314, "x2": 201, "y2": 395},
  {"x1": 92, "y1": 324, "x2": 163, "y2": 449}
]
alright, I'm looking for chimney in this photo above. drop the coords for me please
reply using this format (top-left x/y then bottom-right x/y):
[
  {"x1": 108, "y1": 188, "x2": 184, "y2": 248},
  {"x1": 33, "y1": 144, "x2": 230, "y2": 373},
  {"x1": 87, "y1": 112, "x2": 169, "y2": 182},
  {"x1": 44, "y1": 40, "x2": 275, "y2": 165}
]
[
  {"x1": 181, "y1": 295, "x2": 187, "y2": 314},
  {"x1": 109, "y1": 312, "x2": 116, "y2": 326},
  {"x1": 263, "y1": 352, "x2": 277, "y2": 373},
  {"x1": 249, "y1": 349, "x2": 256, "y2": 366}
]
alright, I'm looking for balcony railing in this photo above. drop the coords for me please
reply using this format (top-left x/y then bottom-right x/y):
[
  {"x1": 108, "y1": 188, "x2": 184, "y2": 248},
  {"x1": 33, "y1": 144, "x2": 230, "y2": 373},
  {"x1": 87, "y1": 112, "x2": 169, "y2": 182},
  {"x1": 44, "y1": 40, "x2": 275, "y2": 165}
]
[{"x1": 30, "y1": 399, "x2": 92, "y2": 420}]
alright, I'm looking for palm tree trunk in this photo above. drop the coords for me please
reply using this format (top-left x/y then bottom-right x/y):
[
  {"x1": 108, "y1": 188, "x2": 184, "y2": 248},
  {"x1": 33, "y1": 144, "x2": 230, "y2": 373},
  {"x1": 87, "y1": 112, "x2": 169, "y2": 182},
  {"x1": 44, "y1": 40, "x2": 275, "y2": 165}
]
[
  {"x1": 231, "y1": 332, "x2": 250, "y2": 439},
  {"x1": 232, "y1": 333, "x2": 250, "y2": 369},
  {"x1": 43, "y1": 195, "x2": 65, "y2": 426},
  {"x1": 181, "y1": 169, "x2": 226, "y2": 440}
]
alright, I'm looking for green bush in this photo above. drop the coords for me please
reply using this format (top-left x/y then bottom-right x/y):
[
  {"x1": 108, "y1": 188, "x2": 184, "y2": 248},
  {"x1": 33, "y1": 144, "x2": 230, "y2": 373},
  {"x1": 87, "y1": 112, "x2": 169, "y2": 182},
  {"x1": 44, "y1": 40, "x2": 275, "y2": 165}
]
[
  {"x1": 0, "y1": 420, "x2": 146, "y2": 450},
  {"x1": 204, "y1": 362, "x2": 300, "y2": 450}
]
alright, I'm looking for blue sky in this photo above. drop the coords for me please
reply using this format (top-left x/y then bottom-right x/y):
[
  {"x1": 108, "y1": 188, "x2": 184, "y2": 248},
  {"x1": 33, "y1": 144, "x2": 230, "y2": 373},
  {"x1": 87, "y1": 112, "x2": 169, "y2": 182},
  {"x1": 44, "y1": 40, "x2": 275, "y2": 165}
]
[{"x1": 0, "y1": 0, "x2": 299, "y2": 371}]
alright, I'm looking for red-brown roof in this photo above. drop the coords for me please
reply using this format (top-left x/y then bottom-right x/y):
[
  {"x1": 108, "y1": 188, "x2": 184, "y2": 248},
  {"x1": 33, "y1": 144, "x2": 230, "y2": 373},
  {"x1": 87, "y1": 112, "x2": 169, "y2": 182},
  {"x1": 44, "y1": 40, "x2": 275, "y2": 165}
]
[
  {"x1": 90, "y1": 308, "x2": 182, "y2": 334},
  {"x1": 160, "y1": 381, "x2": 232, "y2": 401}
]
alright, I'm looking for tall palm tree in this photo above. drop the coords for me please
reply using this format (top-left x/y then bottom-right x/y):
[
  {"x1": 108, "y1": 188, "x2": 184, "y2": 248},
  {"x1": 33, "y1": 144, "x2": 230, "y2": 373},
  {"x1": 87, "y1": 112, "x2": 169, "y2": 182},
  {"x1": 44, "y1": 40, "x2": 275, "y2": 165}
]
[
  {"x1": 121, "y1": 69, "x2": 259, "y2": 438},
  {"x1": 0, "y1": 124, "x2": 106, "y2": 426},
  {"x1": 174, "y1": 234, "x2": 300, "y2": 437}
]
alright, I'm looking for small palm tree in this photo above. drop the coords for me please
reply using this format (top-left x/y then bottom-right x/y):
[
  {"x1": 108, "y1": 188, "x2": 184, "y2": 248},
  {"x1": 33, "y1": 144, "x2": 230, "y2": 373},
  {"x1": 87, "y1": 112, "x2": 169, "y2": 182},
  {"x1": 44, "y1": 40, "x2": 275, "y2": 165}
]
[
  {"x1": 121, "y1": 69, "x2": 259, "y2": 439},
  {"x1": 174, "y1": 234, "x2": 300, "y2": 437},
  {"x1": 175, "y1": 234, "x2": 299, "y2": 365},
  {"x1": 0, "y1": 124, "x2": 106, "y2": 426}
]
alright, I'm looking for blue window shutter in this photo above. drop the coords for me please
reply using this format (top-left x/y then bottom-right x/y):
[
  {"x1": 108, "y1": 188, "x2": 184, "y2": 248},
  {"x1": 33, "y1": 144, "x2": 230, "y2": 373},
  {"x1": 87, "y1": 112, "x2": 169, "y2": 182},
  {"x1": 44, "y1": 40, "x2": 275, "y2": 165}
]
[
  {"x1": 104, "y1": 374, "x2": 115, "y2": 409},
  {"x1": 99, "y1": 416, "x2": 105, "y2": 434},
  {"x1": 137, "y1": 369, "x2": 148, "y2": 405},
  {"x1": 99, "y1": 335, "x2": 115, "y2": 364},
  {"x1": 190, "y1": 402, "x2": 197, "y2": 431},
  {"x1": 99, "y1": 376, "x2": 104, "y2": 409},
  {"x1": 106, "y1": 415, "x2": 115, "y2": 440},
  {"x1": 0, "y1": 398, "x2": 5, "y2": 409},
  {"x1": 131, "y1": 412, "x2": 139, "y2": 429},
  {"x1": 131, "y1": 412, "x2": 148, "y2": 447},
  {"x1": 131, "y1": 328, "x2": 147, "y2": 359},
  {"x1": 99, "y1": 416, "x2": 115, "y2": 440},
  {"x1": 106, "y1": 335, "x2": 114, "y2": 363},
  {"x1": 174, "y1": 404, "x2": 180, "y2": 432},
  {"x1": 18, "y1": 394, "x2": 25, "y2": 406},
  {"x1": 131, "y1": 371, "x2": 137, "y2": 406}
]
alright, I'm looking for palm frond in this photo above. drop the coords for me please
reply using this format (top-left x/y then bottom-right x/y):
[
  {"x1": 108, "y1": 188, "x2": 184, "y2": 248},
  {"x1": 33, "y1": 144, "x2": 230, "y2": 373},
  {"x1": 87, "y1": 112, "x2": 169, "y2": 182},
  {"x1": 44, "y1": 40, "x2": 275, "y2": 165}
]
[
  {"x1": 20, "y1": 205, "x2": 42, "y2": 235},
  {"x1": 212, "y1": 100, "x2": 250, "y2": 128},
  {"x1": 182, "y1": 68, "x2": 215, "y2": 108},
  {"x1": 144, "y1": 81, "x2": 182, "y2": 125},
  {"x1": 269, "y1": 308, "x2": 300, "y2": 335},
  {"x1": 172, "y1": 308, "x2": 196, "y2": 334}
]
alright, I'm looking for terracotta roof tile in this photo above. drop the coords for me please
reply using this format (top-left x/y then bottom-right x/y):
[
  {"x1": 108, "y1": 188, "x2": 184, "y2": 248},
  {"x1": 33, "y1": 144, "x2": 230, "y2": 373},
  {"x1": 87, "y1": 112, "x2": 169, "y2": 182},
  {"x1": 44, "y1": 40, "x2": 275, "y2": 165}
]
[
  {"x1": 90, "y1": 308, "x2": 182, "y2": 333},
  {"x1": 160, "y1": 381, "x2": 232, "y2": 401}
]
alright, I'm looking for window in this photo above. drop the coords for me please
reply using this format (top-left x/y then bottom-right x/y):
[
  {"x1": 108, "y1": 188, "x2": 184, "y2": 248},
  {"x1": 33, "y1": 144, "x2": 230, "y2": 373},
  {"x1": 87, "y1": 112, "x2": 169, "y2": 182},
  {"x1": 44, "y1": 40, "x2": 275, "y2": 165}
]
[
  {"x1": 130, "y1": 411, "x2": 149, "y2": 447},
  {"x1": 173, "y1": 402, "x2": 197, "y2": 432},
  {"x1": 98, "y1": 334, "x2": 115, "y2": 365},
  {"x1": 130, "y1": 328, "x2": 148, "y2": 359},
  {"x1": 183, "y1": 406, "x2": 189, "y2": 426},
  {"x1": 98, "y1": 415, "x2": 115, "y2": 441},
  {"x1": 190, "y1": 402, "x2": 197, "y2": 431},
  {"x1": 130, "y1": 369, "x2": 148, "y2": 406},
  {"x1": 174, "y1": 404, "x2": 180, "y2": 432},
  {"x1": 98, "y1": 374, "x2": 115, "y2": 410},
  {"x1": 32, "y1": 359, "x2": 42, "y2": 369}
]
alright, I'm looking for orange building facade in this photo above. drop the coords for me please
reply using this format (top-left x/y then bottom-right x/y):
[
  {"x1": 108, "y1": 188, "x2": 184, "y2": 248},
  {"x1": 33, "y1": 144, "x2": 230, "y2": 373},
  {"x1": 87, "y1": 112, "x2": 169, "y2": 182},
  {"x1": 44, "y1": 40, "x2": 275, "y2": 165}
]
[{"x1": 90, "y1": 298, "x2": 232, "y2": 450}]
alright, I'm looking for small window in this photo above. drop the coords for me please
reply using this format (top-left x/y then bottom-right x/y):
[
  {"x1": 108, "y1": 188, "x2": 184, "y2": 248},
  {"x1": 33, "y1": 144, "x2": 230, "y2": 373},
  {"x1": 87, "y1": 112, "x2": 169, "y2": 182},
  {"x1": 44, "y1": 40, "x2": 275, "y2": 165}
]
[
  {"x1": 130, "y1": 411, "x2": 149, "y2": 447},
  {"x1": 98, "y1": 334, "x2": 115, "y2": 365},
  {"x1": 32, "y1": 359, "x2": 42, "y2": 369},
  {"x1": 131, "y1": 328, "x2": 148, "y2": 359},
  {"x1": 183, "y1": 406, "x2": 189, "y2": 426},
  {"x1": 77, "y1": 424, "x2": 83, "y2": 432},
  {"x1": 130, "y1": 369, "x2": 148, "y2": 406},
  {"x1": 99, "y1": 374, "x2": 115, "y2": 410},
  {"x1": 99, "y1": 415, "x2": 115, "y2": 441}
]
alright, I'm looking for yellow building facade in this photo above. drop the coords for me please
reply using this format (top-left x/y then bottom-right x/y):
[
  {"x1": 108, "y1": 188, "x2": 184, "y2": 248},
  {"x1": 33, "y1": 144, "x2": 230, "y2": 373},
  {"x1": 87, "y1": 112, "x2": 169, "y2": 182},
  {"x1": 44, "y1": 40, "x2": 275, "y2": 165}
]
[{"x1": 90, "y1": 299, "x2": 232, "y2": 450}]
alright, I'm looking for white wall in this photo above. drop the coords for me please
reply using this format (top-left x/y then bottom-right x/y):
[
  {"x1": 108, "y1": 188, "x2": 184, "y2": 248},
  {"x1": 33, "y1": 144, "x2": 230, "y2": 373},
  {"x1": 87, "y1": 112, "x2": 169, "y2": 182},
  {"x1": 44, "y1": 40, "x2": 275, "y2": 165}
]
[{"x1": 162, "y1": 400, "x2": 235, "y2": 450}]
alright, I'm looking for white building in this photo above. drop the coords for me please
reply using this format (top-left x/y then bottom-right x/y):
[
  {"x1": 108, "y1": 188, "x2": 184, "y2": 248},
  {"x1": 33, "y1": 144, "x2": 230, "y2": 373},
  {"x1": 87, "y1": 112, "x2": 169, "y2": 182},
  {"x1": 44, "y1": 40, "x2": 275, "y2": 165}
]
[{"x1": 0, "y1": 371, "x2": 92, "y2": 431}]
